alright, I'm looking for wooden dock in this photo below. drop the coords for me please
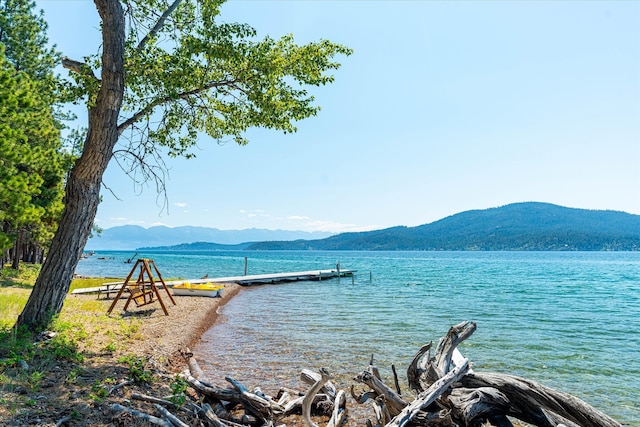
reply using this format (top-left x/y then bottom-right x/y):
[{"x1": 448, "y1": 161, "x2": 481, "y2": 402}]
[
  {"x1": 71, "y1": 268, "x2": 355, "y2": 297},
  {"x1": 202, "y1": 268, "x2": 355, "y2": 286}
]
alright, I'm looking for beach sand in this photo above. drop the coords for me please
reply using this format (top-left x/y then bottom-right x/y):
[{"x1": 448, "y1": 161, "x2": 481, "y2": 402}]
[{"x1": 129, "y1": 282, "x2": 243, "y2": 366}]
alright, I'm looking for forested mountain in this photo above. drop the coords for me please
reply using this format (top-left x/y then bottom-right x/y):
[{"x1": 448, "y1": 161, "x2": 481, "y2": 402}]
[
  {"x1": 244, "y1": 203, "x2": 640, "y2": 251},
  {"x1": 135, "y1": 203, "x2": 640, "y2": 251}
]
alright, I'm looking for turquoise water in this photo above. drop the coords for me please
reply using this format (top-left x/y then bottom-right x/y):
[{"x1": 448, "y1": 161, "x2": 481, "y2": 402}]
[{"x1": 77, "y1": 251, "x2": 640, "y2": 425}]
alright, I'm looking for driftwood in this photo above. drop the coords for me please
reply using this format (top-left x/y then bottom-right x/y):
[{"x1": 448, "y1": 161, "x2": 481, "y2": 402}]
[
  {"x1": 406, "y1": 342, "x2": 432, "y2": 393},
  {"x1": 302, "y1": 368, "x2": 338, "y2": 399},
  {"x1": 354, "y1": 321, "x2": 622, "y2": 427},
  {"x1": 131, "y1": 392, "x2": 178, "y2": 408},
  {"x1": 302, "y1": 368, "x2": 332, "y2": 427},
  {"x1": 185, "y1": 347, "x2": 206, "y2": 380},
  {"x1": 457, "y1": 372, "x2": 619, "y2": 427},
  {"x1": 327, "y1": 390, "x2": 348, "y2": 427},
  {"x1": 111, "y1": 403, "x2": 173, "y2": 427},
  {"x1": 354, "y1": 365, "x2": 408, "y2": 416},
  {"x1": 154, "y1": 403, "x2": 189, "y2": 427},
  {"x1": 386, "y1": 358, "x2": 470, "y2": 427},
  {"x1": 109, "y1": 321, "x2": 623, "y2": 427},
  {"x1": 201, "y1": 402, "x2": 231, "y2": 427},
  {"x1": 397, "y1": 321, "x2": 622, "y2": 427}
]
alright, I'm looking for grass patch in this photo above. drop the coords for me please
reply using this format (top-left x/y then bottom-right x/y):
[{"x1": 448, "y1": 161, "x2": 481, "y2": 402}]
[
  {"x1": 0, "y1": 262, "x2": 123, "y2": 330},
  {"x1": 0, "y1": 263, "x2": 40, "y2": 289},
  {"x1": 0, "y1": 264, "x2": 150, "y2": 419},
  {"x1": 0, "y1": 264, "x2": 167, "y2": 357},
  {"x1": 0, "y1": 288, "x2": 30, "y2": 329},
  {"x1": 68, "y1": 276, "x2": 123, "y2": 293}
]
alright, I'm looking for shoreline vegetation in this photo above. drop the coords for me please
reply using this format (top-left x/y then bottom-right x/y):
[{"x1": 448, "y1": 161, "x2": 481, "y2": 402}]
[{"x1": 0, "y1": 265, "x2": 627, "y2": 426}]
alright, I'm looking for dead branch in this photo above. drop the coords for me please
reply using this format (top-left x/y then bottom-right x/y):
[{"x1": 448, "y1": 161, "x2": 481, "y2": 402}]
[
  {"x1": 111, "y1": 403, "x2": 173, "y2": 427},
  {"x1": 131, "y1": 392, "x2": 177, "y2": 408},
  {"x1": 184, "y1": 347, "x2": 206, "y2": 380},
  {"x1": 154, "y1": 403, "x2": 189, "y2": 427}
]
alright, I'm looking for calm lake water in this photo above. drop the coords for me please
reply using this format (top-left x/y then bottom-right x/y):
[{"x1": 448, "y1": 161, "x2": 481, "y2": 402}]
[{"x1": 77, "y1": 250, "x2": 640, "y2": 425}]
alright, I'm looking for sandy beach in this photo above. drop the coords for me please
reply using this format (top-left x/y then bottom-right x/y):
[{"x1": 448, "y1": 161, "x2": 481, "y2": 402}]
[{"x1": 126, "y1": 282, "x2": 243, "y2": 365}]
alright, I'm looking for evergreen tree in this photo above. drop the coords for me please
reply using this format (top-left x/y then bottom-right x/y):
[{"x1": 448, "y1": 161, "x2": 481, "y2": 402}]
[
  {"x1": 0, "y1": 47, "x2": 61, "y2": 261},
  {"x1": 0, "y1": 0, "x2": 68, "y2": 270},
  {"x1": 0, "y1": 0, "x2": 57, "y2": 90}
]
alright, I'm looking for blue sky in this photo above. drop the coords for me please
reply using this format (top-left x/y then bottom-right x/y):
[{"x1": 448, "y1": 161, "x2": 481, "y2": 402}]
[{"x1": 37, "y1": 0, "x2": 639, "y2": 233}]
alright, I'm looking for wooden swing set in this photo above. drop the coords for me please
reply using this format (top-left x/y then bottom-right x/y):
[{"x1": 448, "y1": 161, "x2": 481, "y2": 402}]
[{"x1": 107, "y1": 258, "x2": 176, "y2": 315}]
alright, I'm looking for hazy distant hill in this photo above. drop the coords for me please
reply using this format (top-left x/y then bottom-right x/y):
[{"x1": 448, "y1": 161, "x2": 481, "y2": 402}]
[
  {"x1": 245, "y1": 203, "x2": 640, "y2": 251},
  {"x1": 139, "y1": 241, "x2": 252, "y2": 251},
  {"x1": 84, "y1": 225, "x2": 333, "y2": 250}
]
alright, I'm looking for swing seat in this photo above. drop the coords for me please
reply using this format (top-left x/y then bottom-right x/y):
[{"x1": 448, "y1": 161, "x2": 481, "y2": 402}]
[
  {"x1": 106, "y1": 258, "x2": 176, "y2": 316},
  {"x1": 129, "y1": 284, "x2": 156, "y2": 307}
]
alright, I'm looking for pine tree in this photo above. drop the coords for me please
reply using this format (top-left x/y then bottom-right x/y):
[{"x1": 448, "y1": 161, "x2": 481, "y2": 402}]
[
  {"x1": 0, "y1": 0, "x2": 67, "y2": 271},
  {"x1": 0, "y1": 0, "x2": 57, "y2": 88},
  {"x1": 0, "y1": 47, "x2": 60, "y2": 259}
]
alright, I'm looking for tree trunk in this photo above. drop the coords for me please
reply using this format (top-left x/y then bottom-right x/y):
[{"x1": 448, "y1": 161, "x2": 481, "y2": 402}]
[
  {"x1": 15, "y1": 0, "x2": 125, "y2": 331},
  {"x1": 36, "y1": 246, "x2": 44, "y2": 264},
  {"x1": 25, "y1": 242, "x2": 34, "y2": 263},
  {"x1": 11, "y1": 228, "x2": 22, "y2": 269}
]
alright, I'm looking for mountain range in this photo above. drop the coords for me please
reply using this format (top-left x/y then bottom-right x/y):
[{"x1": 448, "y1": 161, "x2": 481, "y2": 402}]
[
  {"x1": 130, "y1": 202, "x2": 640, "y2": 252},
  {"x1": 85, "y1": 226, "x2": 333, "y2": 250}
]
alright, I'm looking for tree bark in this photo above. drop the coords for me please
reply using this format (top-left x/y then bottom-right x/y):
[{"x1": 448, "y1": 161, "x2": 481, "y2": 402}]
[{"x1": 15, "y1": 0, "x2": 125, "y2": 331}]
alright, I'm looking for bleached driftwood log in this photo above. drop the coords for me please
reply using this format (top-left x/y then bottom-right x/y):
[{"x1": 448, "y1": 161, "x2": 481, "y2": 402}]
[
  {"x1": 302, "y1": 368, "x2": 338, "y2": 399},
  {"x1": 201, "y1": 403, "x2": 230, "y2": 427},
  {"x1": 457, "y1": 372, "x2": 621, "y2": 427},
  {"x1": 349, "y1": 321, "x2": 623, "y2": 427},
  {"x1": 180, "y1": 371, "x2": 278, "y2": 421},
  {"x1": 226, "y1": 376, "x2": 286, "y2": 418},
  {"x1": 185, "y1": 347, "x2": 206, "y2": 380},
  {"x1": 406, "y1": 342, "x2": 432, "y2": 394},
  {"x1": 280, "y1": 390, "x2": 335, "y2": 416},
  {"x1": 154, "y1": 403, "x2": 189, "y2": 427},
  {"x1": 399, "y1": 321, "x2": 623, "y2": 427}
]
